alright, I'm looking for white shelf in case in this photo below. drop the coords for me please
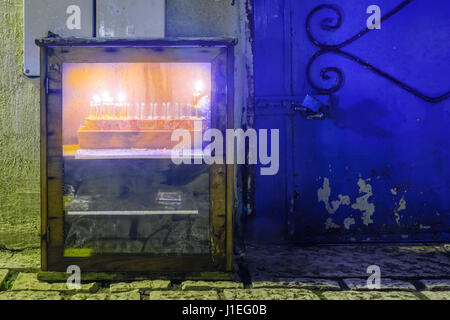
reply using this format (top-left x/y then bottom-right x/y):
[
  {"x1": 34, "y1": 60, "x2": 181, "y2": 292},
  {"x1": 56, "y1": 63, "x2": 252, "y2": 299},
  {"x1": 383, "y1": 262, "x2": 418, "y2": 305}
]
[
  {"x1": 73, "y1": 148, "x2": 206, "y2": 160},
  {"x1": 67, "y1": 210, "x2": 199, "y2": 216}
]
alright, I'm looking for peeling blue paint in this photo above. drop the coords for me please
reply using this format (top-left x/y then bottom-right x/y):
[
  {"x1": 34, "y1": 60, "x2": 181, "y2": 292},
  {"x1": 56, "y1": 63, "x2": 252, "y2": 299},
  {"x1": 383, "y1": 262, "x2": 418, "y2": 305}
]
[{"x1": 250, "y1": 0, "x2": 450, "y2": 243}]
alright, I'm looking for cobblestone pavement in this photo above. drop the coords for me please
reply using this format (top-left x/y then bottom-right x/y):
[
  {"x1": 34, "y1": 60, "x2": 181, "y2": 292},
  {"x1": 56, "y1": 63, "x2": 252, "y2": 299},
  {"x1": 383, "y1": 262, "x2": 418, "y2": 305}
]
[{"x1": 0, "y1": 244, "x2": 448, "y2": 300}]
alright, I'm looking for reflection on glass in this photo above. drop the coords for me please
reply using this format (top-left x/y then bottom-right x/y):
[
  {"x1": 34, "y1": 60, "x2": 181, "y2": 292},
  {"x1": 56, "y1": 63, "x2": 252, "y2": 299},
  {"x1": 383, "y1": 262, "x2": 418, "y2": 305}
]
[{"x1": 61, "y1": 63, "x2": 213, "y2": 255}]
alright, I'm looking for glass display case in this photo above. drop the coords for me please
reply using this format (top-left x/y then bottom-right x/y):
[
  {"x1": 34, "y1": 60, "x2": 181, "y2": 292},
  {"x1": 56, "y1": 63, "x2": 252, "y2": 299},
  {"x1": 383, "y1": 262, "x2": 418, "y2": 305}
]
[{"x1": 38, "y1": 37, "x2": 235, "y2": 272}]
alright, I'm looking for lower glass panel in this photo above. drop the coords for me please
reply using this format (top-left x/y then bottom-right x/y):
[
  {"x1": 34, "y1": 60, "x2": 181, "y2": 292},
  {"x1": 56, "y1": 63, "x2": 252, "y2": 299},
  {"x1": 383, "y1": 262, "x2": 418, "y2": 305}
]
[{"x1": 63, "y1": 159, "x2": 210, "y2": 255}]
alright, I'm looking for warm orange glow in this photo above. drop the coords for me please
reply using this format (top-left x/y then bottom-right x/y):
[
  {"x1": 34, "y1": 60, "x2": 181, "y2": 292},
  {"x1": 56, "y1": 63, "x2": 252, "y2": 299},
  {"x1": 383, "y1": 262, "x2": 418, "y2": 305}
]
[{"x1": 62, "y1": 62, "x2": 211, "y2": 149}]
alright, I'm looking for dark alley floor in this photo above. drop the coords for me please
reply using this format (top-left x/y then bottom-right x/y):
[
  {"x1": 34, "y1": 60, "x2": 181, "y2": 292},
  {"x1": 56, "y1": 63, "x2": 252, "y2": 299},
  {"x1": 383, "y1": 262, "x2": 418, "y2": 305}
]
[
  {"x1": 0, "y1": 243, "x2": 448, "y2": 300},
  {"x1": 241, "y1": 243, "x2": 450, "y2": 279}
]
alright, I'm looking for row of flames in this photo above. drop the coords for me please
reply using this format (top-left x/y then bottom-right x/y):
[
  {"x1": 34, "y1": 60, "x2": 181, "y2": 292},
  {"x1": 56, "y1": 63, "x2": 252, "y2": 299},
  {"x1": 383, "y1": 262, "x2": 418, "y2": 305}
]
[{"x1": 88, "y1": 89, "x2": 209, "y2": 121}]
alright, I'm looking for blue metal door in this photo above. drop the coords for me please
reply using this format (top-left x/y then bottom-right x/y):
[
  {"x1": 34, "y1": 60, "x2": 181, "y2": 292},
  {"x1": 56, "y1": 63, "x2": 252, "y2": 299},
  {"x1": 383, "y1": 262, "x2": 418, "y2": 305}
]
[{"x1": 251, "y1": 0, "x2": 450, "y2": 243}]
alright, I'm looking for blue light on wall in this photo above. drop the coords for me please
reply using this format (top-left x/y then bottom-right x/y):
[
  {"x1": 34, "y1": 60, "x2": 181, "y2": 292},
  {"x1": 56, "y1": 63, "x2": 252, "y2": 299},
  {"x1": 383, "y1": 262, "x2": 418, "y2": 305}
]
[{"x1": 251, "y1": 0, "x2": 450, "y2": 243}]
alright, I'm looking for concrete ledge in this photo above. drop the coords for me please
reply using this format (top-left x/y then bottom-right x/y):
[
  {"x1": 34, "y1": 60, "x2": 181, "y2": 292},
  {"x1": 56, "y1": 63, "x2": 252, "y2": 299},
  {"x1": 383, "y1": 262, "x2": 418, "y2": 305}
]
[
  {"x1": 71, "y1": 290, "x2": 141, "y2": 300},
  {"x1": 252, "y1": 279, "x2": 340, "y2": 291},
  {"x1": 181, "y1": 281, "x2": 243, "y2": 291},
  {"x1": 421, "y1": 291, "x2": 450, "y2": 300},
  {"x1": 149, "y1": 290, "x2": 219, "y2": 300},
  {"x1": 323, "y1": 291, "x2": 419, "y2": 300},
  {"x1": 223, "y1": 289, "x2": 320, "y2": 300},
  {"x1": 11, "y1": 273, "x2": 98, "y2": 293},
  {"x1": 0, "y1": 290, "x2": 62, "y2": 300},
  {"x1": 110, "y1": 280, "x2": 171, "y2": 293},
  {"x1": 38, "y1": 271, "x2": 234, "y2": 282}
]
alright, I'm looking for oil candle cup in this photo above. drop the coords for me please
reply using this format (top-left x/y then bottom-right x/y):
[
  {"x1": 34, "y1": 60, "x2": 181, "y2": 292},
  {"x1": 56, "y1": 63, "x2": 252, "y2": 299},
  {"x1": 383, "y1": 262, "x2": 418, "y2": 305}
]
[
  {"x1": 167, "y1": 102, "x2": 171, "y2": 119},
  {"x1": 106, "y1": 100, "x2": 114, "y2": 119},
  {"x1": 140, "y1": 102, "x2": 146, "y2": 120},
  {"x1": 162, "y1": 103, "x2": 167, "y2": 120},
  {"x1": 88, "y1": 102, "x2": 98, "y2": 119},
  {"x1": 148, "y1": 103, "x2": 155, "y2": 120},
  {"x1": 174, "y1": 102, "x2": 180, "y2": 119},
  {"x1": 133, "y1": 102, "x2": 140, "y2": 120},
  {"x1": 113, "y1": 102, "x2": 120, "y2": 119},
  {"x1": 186, "y1": 103, "x2": 193, "y2": 119}
]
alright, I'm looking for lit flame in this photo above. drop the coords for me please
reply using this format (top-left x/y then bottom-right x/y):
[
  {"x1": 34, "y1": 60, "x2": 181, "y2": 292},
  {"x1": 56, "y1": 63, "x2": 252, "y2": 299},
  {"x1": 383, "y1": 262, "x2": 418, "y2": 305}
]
[
  {"x1": 117, "y1": 92, "x2": 126, "y2": 103},
  {"x1": 194, "y1": 79, "x2": 204, "y2": 93},
  {"x1": 101, "y1": 91, "x2": 113, "y2": 103},
  {"x1": 92, "y1": 94, "x2": 101, "y2": 104}
]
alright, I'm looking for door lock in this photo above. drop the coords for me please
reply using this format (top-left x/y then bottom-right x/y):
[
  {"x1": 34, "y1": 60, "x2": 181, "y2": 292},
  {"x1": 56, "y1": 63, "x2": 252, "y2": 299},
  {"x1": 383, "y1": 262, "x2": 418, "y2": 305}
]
[{"x1": 291, "y1": 94, "x2": 331, "y2": 120}]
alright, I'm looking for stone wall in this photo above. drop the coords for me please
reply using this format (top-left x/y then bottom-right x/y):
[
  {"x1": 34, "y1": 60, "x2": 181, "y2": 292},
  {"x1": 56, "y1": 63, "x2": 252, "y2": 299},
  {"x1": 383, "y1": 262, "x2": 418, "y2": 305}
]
[{"x1": 0, "y1": 0, "x2": 41, "y2": 249}]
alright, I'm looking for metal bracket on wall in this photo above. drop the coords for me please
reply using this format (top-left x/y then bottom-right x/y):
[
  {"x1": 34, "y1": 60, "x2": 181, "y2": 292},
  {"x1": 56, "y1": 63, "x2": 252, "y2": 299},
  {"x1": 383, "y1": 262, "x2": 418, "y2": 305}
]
[{"x1": 255, "y1": 94, "x2": 331, "y2": 120}]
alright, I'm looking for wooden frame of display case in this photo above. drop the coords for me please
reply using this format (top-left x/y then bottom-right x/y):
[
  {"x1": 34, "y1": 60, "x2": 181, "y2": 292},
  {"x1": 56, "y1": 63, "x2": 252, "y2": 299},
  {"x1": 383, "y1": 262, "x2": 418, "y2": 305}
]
[{"x1": 38, "y1": 37, "x2": 235, "y2": 273}]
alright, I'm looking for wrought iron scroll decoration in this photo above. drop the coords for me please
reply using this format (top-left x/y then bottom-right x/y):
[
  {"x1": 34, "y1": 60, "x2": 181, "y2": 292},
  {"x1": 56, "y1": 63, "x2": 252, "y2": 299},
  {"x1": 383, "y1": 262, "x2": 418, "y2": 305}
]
[{"x1": 306, "y1": 1, "x2": 450, "y2": 103}]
